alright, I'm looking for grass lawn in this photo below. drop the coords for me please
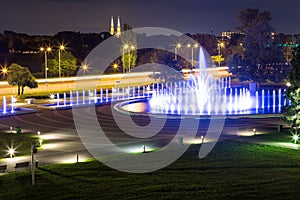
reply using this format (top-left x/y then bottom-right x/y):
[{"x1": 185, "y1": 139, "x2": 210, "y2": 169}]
[
  {"x1": 1, "y1": 140, "x2": 300, "y2": 199},
  {"x1": 0, "y1": 132, "x2": 38, "y2": 159},
  {"x1": 238, "y1": 129, "x2": 294, "y2": 143}
]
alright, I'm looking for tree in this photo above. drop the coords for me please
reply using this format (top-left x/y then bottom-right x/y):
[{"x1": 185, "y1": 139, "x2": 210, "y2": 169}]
[
  {"x1": 138, "y1": 49, "x2": 184, "y2": 83},
  {"x1": 283, "y1": 46, "x2": 300, "y2": 134},
  {"x1": 229, "y1": 9, "x2": 287, "y2": 83},
  {"x1": 7, "y1": 63, "x2": 38, "y2": 95},
  {"x1": 46, "y1": 51, "x2": 78, "y2": 77},
  {"x1": 121, "y1": 30, "x2": 137, "y2": 73}
]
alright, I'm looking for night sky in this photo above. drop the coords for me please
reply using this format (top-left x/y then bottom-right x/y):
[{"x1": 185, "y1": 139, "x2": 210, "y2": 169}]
[{"x1": 1, "y1": 0, "x2": 299, "y2": 35}]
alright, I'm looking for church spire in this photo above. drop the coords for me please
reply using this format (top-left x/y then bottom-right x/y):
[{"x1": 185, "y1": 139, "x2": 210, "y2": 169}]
[
  {"x1": 110, "y1": 16, "x2": 114, "y2": 36},
  {"x1": 116, "y1": 16, "x2": 121, "y2": 38}
]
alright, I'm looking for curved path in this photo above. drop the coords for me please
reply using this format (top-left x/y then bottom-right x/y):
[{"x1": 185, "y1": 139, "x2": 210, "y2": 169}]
[{"x1": 0, "y1": 104, "x2": 287, "y2": 172}]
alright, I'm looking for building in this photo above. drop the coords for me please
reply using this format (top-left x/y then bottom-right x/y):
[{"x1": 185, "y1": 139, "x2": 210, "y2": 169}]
[
  {"x1": 110, "y1": 16, "x2": 121, "y2": 38},
  {"x1": 220, "y1": 31, "x2": 244, "y2": 40}
]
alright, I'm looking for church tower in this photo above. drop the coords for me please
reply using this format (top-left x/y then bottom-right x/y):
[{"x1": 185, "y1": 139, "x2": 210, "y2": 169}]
[{"x1": 110, "y1": 16, "x2": 115, "y2": 36}]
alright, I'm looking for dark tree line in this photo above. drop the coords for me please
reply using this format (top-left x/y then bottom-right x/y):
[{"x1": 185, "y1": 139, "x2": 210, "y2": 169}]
[
  {"x1": 0, "y1": 31, "x2": 111, "y2": 62},
  {"x1": 228, "y1": 9, "x2": 291, "y2": 83}
]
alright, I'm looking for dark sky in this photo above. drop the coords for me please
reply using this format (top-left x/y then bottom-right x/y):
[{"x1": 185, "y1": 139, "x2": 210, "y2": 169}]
[{"x1": 1, "y1": 0, "x2": 299, "y2": 35}]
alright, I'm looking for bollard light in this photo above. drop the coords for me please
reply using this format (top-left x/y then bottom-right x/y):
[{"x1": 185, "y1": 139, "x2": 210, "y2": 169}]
[
  {"x1": 39, "y1": 139, "x2": 43, "y2": 146},
  {"x1": 293, "y1": 134, "x2": 299, "y2": 144},
  {"x1": 253, "y1": 128, "x2": 256, "y2": 135}
]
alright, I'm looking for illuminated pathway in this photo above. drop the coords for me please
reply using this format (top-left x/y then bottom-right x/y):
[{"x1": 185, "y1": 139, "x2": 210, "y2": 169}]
[{"x1": 0, "y1": 104, "x2": 290, "y2": 172}]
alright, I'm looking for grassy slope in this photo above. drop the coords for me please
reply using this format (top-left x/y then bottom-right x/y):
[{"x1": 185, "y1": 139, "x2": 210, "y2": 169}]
[{"x1": 1, "y1": 140, "x2": 300, "y2": 200}]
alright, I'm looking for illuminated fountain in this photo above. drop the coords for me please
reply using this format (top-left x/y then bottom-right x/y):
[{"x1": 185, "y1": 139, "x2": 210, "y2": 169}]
[
  {"x1": 118, "y1": 47, "x2": 286, "y2": 116},
  {"x1": 1, "y1": 95, "x2": 37, "y2": 117},
  {"x1": 45, "y1": 46, "x2": 286, "y2": 115},
  {"x1": 147, "y1": 47, "x2": 249, "y2": 115},
  {"x1": 2, "y1": 96, "x2": 7, "y2": 114}
]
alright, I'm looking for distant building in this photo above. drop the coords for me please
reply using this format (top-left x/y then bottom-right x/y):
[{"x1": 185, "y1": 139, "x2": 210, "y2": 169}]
[{"x1": 220, "y1": 31, "x2": 244, "y2": 40}]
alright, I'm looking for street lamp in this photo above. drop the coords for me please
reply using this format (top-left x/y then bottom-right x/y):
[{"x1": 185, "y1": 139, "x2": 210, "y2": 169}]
[
  {"x1": 217, "y1": 42, "x2": 225, "y2": 55},
  {"x1": 174, "y1": 43, "x2": 182, "y2": 60},
  {"x1": 112, "y1": 63, "x2": 119, "y2": 71},
  {"x1": 40, "y1": 47, "x2": 52, "y2": 90},
  {"x1": 122, "y1": 44, "x2": 129, "y2": 73},
  {"x1": 187, "y1": 43, "x2": 199, "y2": 68},
  {"x1": 193, "y1": 43, "x2": 199, "y2": 68},
  {"x1": 217, "y1": 42, "x2": 225, "y2": 67},
  {"x1": 58, "y1": 45, "x2": 65, "y2": 78},
  {"x1": 81, "y1": 64, "x2": 89, "y2": 72},
  {"x1": 0, "y1": 66, "x2": 8, "y2": 79},
  {"x1": 128, "y1": 45, "x2": 135, "y2": 74}
]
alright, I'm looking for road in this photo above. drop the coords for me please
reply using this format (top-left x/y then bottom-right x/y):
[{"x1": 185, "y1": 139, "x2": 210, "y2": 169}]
[{"x1": 0, "y1": 72, "x2": 156, "y2": 96}]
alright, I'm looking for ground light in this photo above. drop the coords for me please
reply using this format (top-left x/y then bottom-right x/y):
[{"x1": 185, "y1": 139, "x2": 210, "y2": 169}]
[
  {"x1": 292, "y1": 134, "x2": 299, "y2": 144},
  {"x1": 126, "y1": 145, "x2": 156, "y2": 154},
  {"x1": 8, "y1": 147, "x2": 15, "y2": 158},
  {"x1": 253, "y1": 128, "x2": 256, "y2": 136}
]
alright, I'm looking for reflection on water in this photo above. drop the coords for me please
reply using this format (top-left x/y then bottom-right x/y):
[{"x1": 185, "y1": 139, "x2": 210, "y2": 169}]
[{"x1": 122, "y1": 102, "x2": 149, "y2": 113}]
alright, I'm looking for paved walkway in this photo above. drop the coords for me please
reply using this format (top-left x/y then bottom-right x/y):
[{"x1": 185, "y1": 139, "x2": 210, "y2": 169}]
[{"x1": 0, "y1": 104, "x2": 292, "y2": 174}]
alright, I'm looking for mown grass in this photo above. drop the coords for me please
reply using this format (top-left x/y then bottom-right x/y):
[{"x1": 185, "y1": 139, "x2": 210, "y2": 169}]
[
  {"x1": 245, "y1": 129, "x2": 293, "y2": 143},
  {"x1": 1, "y1": 140, "x2": 300, "y2": 200}
]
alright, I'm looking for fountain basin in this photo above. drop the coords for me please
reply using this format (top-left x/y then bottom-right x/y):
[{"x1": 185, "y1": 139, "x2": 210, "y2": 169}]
[
  {"x1": 114, "y1": 88, "x2": 285, "y2": 118},
  {"x1": 0, "y1": 107, "x2": 38, "y2": 117}
]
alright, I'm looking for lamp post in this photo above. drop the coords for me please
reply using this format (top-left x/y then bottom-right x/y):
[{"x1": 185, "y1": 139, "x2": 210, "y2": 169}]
[
  {"x1": 187, "y1": 43, "x2": 199, "y2": 68},
  {"x1": 174, "y1": 43, "x2": 182, "y2": 60},
  {"x1": 81, "y1": 64, "x2": 89, "y2": 72},
  {"x1": 187, "y1": 43, "x2": 191, "y2": 67},
  {"x1": 217, "y1": 42, "x2": 225, "y2": 67},
  {"x1": 1, "y1": 66, "x2": 8, "y2": 79},
  {"x1": 40, "y1": 47, "x2": 51, "y2": 90},
  {"x1": 128, "y1": 45, "x2": 135, "y2": 74},
  {"x1": 122, "y1": 44, "x2": 129, "y2": 73},
  {"x1": 193, "y1": 43, "x2": 199, "y2": 68},
  {"x1": 58, "y1": 45, "x2": 65, "y2": 78}
]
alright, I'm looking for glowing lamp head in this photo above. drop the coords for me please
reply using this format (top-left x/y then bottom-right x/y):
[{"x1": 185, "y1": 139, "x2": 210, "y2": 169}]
[
  {"x1": 2, "y1": 68, "x2": 8, "y2": 74},
  {"x1": 123, "y1": 44, "x2": 129, "y2": 49},
  {"x1": 113, "y1": 63, "x2": 118, "y2": 69},
  {"x1": 218, "y1": 42, "x2": 225, "y2": 48},
  {"x1": 8, "y1": 148, "x2": 15, "y2": 158},
  {"x1": 59, "y1": 45, "x2": 65, "y2": 50},
  {"x1": 176, "y1": 43, "x2": 182, "y2": 48},
  {"x1": 81, "y1": 64, "x2": 89, "y2": 71}
]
